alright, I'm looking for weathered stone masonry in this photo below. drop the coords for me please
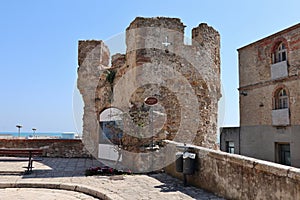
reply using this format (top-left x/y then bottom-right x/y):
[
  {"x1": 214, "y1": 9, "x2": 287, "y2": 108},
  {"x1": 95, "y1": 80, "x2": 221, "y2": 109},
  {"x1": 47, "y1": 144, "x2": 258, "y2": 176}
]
[
  {"x1": 234, "y1": 23, "x2": 300, "y2": 167},
  {"x1": 77, "y1": 17, "x2": 221, "y2": 171},
  {"x1": 0, "y1": 139, "x2": 91, "y2": 158},
  {"x1": 165, "y1": 140, "x2": 300, "y2": 200}
]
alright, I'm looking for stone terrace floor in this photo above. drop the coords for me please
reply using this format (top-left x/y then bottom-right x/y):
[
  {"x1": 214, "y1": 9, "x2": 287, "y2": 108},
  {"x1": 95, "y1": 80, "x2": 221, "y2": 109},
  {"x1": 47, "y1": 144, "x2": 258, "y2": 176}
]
[{"x1": 0, "y1": 158, "x2": 226, "y2": 200}]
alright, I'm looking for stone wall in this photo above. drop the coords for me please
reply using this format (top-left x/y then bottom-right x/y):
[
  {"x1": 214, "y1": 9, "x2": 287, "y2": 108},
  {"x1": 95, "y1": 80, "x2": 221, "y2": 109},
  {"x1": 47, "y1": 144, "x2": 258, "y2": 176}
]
[
  {"x1": 77, "y1": 17, "x2": 221, "y2": 167},
  {"x1": 0, "y1": 139, "x2": 92, "y2": 158},
  {"x1": 164, "y1": 140, "x2": 300, "y2": 200},
  {"x1": 238, "y1": 23, "x2": 300, "y2": 87},
  {"x1": 234, "y1": 23, "x2": 300, "y2": 167},
  {"x1": 240, "y1": 78, "x2": 300, "y2": 126},
  {"x1": 238, "y1": 23, "x2": 300, "y2": 126},
  {"x1": 78, "y1": 40, "x2": 110, "y2": 157}
]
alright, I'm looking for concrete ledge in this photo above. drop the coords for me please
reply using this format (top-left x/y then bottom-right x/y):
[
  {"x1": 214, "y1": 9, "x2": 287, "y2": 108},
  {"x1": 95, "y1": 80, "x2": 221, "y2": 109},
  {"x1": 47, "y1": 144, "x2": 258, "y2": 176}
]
[
  {"x1": 288, "y1": 168, "x2": 300, "y2": 181},
  {"x1": 226, "y1": 154, "x2": 255, "y2": 168},
  {"x1": 0, "y1": 181, "x2": 117, "y2": 200},
  {"x1": 164, "y1": 140, "x2": 300, "y2": 200},
  {"x1": 254, "y1": 160, "x2": 291, "y2": 177}
]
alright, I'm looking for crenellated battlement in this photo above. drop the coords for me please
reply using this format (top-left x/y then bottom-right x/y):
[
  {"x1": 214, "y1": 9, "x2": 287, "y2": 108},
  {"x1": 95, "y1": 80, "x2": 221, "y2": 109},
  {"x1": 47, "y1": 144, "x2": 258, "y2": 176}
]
[
  {"x1": 125, "y1": 17, "x2": 220, "y2": 55},
  {"x1": 127, "y1": 17, "x2": 185, "y2": 32}
]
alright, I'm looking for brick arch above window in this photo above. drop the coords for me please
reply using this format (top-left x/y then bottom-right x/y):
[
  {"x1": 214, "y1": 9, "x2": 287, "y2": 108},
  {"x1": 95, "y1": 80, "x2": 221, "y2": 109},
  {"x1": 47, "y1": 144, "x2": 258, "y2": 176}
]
[
  {"x1": 271, "y1": 38, "x2": 288, "y2": 64},
  {"x1": 272, "y1": 85, "x2": 289, "y2": 110}
]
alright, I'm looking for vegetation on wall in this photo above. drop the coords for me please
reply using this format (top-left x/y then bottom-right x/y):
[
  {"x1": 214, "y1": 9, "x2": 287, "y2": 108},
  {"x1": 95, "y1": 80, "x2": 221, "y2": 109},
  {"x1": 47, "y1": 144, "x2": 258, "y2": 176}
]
[
  {"x1": 105, "y1": 69, "x2": 116, "y2": 85},
  {"x1": 105, "y1": 69, "x2": 116, "y2": 101}
]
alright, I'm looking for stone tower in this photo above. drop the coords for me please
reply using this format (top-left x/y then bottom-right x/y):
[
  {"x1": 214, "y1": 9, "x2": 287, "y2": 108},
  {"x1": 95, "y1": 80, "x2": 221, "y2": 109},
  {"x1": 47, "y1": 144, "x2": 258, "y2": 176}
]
[{"x1": 77, "y1": 17, "x2": 221, "y2": 172}]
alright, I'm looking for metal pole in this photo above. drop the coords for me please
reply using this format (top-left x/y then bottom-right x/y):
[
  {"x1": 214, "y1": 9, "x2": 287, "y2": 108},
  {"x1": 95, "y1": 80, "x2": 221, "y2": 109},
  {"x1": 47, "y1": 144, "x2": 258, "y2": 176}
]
[
  {"x1": 16, "y1": 125, "x2": 22, "y2": 138},
  {"x1": 32, "y1": 128, "x2": 36, "y2": 137},
  {"x1": 183, "y1": 174, "x2": 187, "y2": 187},
  {"x1": 183, "y1": 144, "x2": 187, "y2": 187}
]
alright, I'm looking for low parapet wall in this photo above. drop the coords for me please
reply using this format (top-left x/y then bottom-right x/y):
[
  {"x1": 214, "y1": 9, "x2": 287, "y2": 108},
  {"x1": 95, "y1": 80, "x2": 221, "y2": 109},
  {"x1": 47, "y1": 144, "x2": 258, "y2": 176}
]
[
  {"x1": 0, "y1": 139, "x2": 92, "y2": 158},
  {"x1": 164, "y1": 140, "x2": 300, "y2": 200}
]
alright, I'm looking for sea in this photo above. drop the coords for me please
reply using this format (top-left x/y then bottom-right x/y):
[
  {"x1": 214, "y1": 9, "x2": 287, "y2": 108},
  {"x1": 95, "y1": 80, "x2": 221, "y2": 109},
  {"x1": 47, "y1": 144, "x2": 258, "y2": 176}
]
[{"x1": 0, "y1": 132, "x2": 80, "y2": 139}]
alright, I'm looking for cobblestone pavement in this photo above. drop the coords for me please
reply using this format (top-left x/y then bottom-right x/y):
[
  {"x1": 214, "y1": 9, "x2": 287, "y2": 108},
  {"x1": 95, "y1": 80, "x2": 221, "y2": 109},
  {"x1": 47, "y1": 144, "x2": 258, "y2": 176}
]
[{"x1": 0, "y1": 158, "x2": 226, "y2": 200}]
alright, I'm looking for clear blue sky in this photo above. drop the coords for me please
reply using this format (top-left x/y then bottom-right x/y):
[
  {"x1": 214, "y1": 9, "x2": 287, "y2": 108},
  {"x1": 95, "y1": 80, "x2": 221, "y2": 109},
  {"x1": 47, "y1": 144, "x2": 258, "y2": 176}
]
[{"x1": 1, "y1": 0, "x2": 300, "y2": 133}]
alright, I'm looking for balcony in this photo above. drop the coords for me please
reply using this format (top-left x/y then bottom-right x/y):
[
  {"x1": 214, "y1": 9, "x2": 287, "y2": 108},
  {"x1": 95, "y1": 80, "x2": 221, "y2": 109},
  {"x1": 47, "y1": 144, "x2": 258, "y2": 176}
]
[
  {"x1": 272, "y1": 108, "x2": 290, "y2": 126},
  {"x1": 271, "y1": 61, "x2": 288, "y2": 80}
]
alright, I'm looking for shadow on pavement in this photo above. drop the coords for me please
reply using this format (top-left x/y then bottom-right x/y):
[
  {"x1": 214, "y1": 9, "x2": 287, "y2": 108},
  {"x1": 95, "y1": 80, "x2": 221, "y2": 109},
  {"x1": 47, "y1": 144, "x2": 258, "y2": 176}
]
[
  {"x1": 0, "y1": 158, "x2": 103, "y2": 179},
  {"x1": 150, "y1": 173, "x2": 225, "y2": 200}
]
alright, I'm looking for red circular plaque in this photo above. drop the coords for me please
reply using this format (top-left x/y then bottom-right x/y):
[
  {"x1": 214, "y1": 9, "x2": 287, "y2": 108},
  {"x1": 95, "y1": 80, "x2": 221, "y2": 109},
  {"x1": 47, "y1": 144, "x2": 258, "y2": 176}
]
[{"x1": 144, "y1": 97, "x2": 158, "y2": 106}]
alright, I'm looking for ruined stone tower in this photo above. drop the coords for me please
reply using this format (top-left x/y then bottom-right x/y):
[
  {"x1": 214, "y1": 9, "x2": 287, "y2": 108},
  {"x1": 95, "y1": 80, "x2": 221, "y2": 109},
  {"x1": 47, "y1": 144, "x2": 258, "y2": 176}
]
[{"x1": 77, "y1": 17, "x2": 220, "y2": 172}]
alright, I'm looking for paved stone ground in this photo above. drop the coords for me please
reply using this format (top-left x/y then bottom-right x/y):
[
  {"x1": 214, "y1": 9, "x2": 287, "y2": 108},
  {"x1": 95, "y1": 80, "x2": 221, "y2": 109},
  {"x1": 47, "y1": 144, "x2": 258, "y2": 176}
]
[
  {"x1": 0, "y1": 188, "x2": 99, "y2": 200},
  {"x1": 0, "y1": 158, "x2": 226, "y2": 200}
]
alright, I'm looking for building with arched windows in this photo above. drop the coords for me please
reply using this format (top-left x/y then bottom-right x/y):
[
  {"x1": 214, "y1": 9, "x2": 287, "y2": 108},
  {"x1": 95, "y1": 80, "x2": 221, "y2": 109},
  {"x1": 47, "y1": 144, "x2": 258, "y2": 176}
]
[{"x1": 221, "y1": 23, "x2": 300, "y2": 167}]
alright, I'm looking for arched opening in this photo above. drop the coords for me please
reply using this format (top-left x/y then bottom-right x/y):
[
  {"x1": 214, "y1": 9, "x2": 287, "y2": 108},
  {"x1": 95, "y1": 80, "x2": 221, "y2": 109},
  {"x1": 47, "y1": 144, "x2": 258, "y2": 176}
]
[
  {"x1": 98, "y1": 107, "x2": 124, "y2": 164},
  {"x1": 99, "y1": 107, "x2": 124, "y2": 145},
  {"x1": 273, "y1": 88, "x2": 289, "y2": 110},
  {"x1": 272, "y1": 42, "x2": 287, "y2": 64}
]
